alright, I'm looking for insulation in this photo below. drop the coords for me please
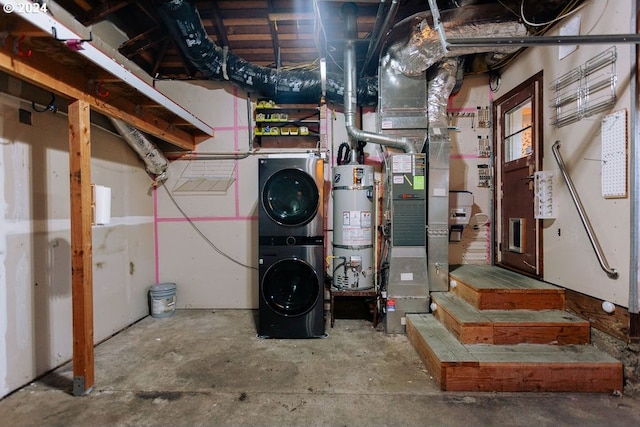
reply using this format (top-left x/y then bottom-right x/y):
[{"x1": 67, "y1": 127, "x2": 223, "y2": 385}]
[
  {"x1": 427, "y1": 58, "x2": 460, "y2": 126},
  {"x1": 384, "y1": 5, "x2": 528, "y2": 76},
  {"x1": 155, "y1": 1, "x2": 527, "y2": 105},
  {"x1": 110, "y1": 118, "x2": 169, "y2": 180},
  {"x1": 154, "y1": 0, "x2": 378, "y2": 105}
]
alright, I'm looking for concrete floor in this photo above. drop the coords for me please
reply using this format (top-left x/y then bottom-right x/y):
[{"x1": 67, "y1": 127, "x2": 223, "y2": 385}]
[{"x1": 2, "y1": 309, "x2": 640, "y2": 427}]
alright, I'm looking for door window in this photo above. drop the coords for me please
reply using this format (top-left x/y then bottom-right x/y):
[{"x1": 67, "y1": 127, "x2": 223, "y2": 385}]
[{"x1": 504, "y1": 100, "x2": 532, "y2": 163}]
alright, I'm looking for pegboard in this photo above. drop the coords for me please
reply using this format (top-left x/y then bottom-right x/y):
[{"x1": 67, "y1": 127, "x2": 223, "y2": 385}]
[{"x1": 601, "y1": 109, "x2": 627, "y2": 198}]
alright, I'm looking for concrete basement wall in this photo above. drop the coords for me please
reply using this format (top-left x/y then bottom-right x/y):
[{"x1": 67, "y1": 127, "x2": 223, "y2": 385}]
[{"x1": 0, "y1": 85, "x2": 155, "y2": 398}]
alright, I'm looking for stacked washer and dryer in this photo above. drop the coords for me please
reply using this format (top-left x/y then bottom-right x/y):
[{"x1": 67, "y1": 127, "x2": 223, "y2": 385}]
[{"x1": 258, "y1": 156, "x2": 326, "y2": 338}]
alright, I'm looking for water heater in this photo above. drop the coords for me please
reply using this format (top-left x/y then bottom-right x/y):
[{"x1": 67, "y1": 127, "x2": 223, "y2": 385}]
[{"x1": 332, "y1": 163, "x2": 375, "y2": 290}]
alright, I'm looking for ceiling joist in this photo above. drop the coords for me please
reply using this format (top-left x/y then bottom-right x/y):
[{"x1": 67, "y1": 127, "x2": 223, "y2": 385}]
[
  {"x1": 78, "y1": 1, "x2": 132, "y2": 26},
  {"x1": 0, "y1": 46, "x2": 200, "y2": 150}
]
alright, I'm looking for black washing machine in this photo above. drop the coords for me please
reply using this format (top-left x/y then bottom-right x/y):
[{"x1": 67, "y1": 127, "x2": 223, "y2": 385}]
[
  {"x1": 258, "y1": 156, "x2": 325, "y2": 338},
  {"x1": 258, "y1": 157, "x2": 324, "y2": 238},
  {"x1": 258, "y1": 242, "x2": 325, "y2": 338}
]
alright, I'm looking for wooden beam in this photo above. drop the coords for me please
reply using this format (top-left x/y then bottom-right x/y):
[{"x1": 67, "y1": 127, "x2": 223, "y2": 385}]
[
  {"x1": 0, "y1": 48, "x2": 198, "y2": 150},
  {"x1": 119, "y1": 27, "x2": 169, "y2": 57},
  {"x1": 78, "y1": 1, "x2": 132, "y2": 25},
  {"x1": 223, "y1": 18, "x2": 269, "y2": 26},
  {"x1": 267, "y1": 12, "x2": 315, "y2": 21},
  {"x1": 68, "y1": 100, "x2": 94, "y2": 396},
  {"x1": 267, "y1": 0, "x2": 281, "y2": 67},
  {"x1": 631, "y1": 313, "x2": 640, "y2": 342},
  {"x1": 211, "y1": 1, "x2": 230, "y2": 47},
  {"x1": 227, "y1": 33, "x2": 315, "y2": 41},
  {"x1": 4, "y1": 21, "x2": 49, "y2": 37},
  {"x1": 565, "y1": 288, "x2": 630, "y2": 343}
]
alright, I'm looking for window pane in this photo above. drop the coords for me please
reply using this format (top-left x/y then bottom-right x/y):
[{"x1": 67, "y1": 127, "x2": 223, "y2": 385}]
[
  {"x1": 505, "y1": 127, "x2": 532, "y2": 162},
  {"x1": 504, "y1": 100, "x2": 532, "y2": 162}
]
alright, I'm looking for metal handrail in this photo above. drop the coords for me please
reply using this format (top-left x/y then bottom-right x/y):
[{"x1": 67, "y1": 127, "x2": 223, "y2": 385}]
[{"x1": 552, "y1": 141, "x2": 618, "y2": 279}]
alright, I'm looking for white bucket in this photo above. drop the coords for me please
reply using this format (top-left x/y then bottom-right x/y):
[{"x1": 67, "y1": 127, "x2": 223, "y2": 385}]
[{"x1": 149, "y1": 283, "x2": 177, "y2": 318}]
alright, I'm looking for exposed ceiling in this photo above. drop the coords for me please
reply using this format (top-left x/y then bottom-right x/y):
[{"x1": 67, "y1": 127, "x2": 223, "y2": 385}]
[
  {"x1": 52, "y1": 0, "x2": 586, "y2": 79},
  {"x1": 0, "y1": 0, "x2": 587, "y2": 151}
]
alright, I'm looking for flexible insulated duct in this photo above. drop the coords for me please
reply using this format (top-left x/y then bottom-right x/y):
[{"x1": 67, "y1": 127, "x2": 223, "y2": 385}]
[
  {"x1": 154, "y1": 0, "x2": 377, "y2": 105},
  {"x1": 110, "y1": 118, "x2": 169, "y2": 180},
  {"x1": 427, "y1": 57, "x2": 460, "y2": 126},
  {"x1": 155, "y1": 1, "x2": 529, "y2": 106},
  {"x1": 383, "y1": 4, "x2": 528, "y2": 77}
]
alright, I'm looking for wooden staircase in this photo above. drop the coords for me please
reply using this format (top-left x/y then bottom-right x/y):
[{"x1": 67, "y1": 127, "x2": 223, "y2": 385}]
[{"x1": 406, "y1": 265, "x2": 623, "y2": 392}]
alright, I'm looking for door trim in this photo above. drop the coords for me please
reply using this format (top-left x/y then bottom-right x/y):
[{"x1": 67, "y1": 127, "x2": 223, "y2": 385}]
[{"x1": 492, "y1": 71, "x2": 544, "y2": 278}]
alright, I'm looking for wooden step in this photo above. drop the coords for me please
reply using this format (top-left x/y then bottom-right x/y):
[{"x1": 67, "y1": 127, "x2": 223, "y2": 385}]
[
  {"x1": 406, "y1": 313, "x2": 623, "y2": 393},
  {"x1": 431, "y1": 292, "x2": 591, "y2": 345},
  {"x1": 450, "y1": 265, "x2": 565, "y2": 310}
]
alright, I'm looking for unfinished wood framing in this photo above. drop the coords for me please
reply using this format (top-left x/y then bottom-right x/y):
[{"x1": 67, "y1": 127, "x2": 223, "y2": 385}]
[
  {"x1": 407, "y1": 314, "x2": 623, "y2": 393},
  {"x1": 565, "y1": 288, "x2": 631, "y2": 343},
  {"x1": 431, "y1": 292, "x2": 590, "y2": 345},
  {"x1": 449, "y1": 265, "x2": 565, "y2": 310},
  {"x1": 0, "y1": 46, "x2": 199, "y2": 150},
  {"x1": 406, "y1": 265, "x2": 624, "y2": 392},
  {"x1": 68, "y1": 100, "x2": 95, "y2": 396}
]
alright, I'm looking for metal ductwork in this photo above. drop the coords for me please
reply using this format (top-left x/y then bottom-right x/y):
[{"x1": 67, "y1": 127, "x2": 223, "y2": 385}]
[
  {"x1": 155, "y1": 1, "x2": 528, "y2": 107},
  {"x1": 154, "y1": 0, "x2": 377, "y2": 105},
  {"x1": 427, "y1": 58, "x2": 460, "y2": 126},
  {"x1": 425, "y1": 58, "x2": 458, "y2": 293},
  {"x1": 342, "y1": 2, "x2": 416, "y2": 154},
  {"x1": 110, "y1": 118, "x2": 169, "y2": 180},
  {"x1": 384, "y1": 4, "x2": 528, "y2": 77}
]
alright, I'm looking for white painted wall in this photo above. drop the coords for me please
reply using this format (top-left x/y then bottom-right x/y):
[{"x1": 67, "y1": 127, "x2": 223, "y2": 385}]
[
  {"x1": 448, "y1": 75, "x2": 495, "y2": 265},
  {"x1": 0, "y1": 88, "x2": 155, "y2": 398},
  {"x1": 153, "y1": 82, "x2": 258, "y2": 308},
  {"x1": 152, "y1": 71, "x2": 398, "y2": 309},
  {"x1": 492, "y1": 0, "x2": 634, "y2": 306}
]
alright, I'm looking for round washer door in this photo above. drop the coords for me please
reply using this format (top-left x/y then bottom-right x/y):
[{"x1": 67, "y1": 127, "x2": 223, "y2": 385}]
[
  {"x1": 261, "y1": 257, "x2": 320, "y2": 317},
  {"x1": 262, "y1": 168, "x2": 319, "y2": 227}
]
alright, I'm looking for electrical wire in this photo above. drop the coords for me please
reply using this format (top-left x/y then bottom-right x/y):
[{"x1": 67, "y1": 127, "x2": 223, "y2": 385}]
[
  {"x1": 162, "y1": 184, "x2": 257, "y2": 270},
  {"x1": 281, "y1": 58, "x2": 320, "y2": 72},
  {"x1": 496, "y1": 0, "x2": 521, "y2": 19},
  {"x1": 31, "y1": 92, "x2": 58, "y2": 113},
  {"x1": 478, "y1": 0, "x2": 585, "y2": 73},
  {"x1": 313, "y1": 0, "x2": 344, "y2": 72},
  {"x1": 520, "y1": 0, "x2": 586, "y2": 29},
  {"x1": 337, "y1": 142, "x2": 351, "y2": 165}
]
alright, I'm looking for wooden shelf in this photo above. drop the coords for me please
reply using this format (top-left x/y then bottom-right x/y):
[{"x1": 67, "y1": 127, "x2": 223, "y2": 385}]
[{"x1": 253, "y1": 102, "x2": 321, "y2": 149}]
